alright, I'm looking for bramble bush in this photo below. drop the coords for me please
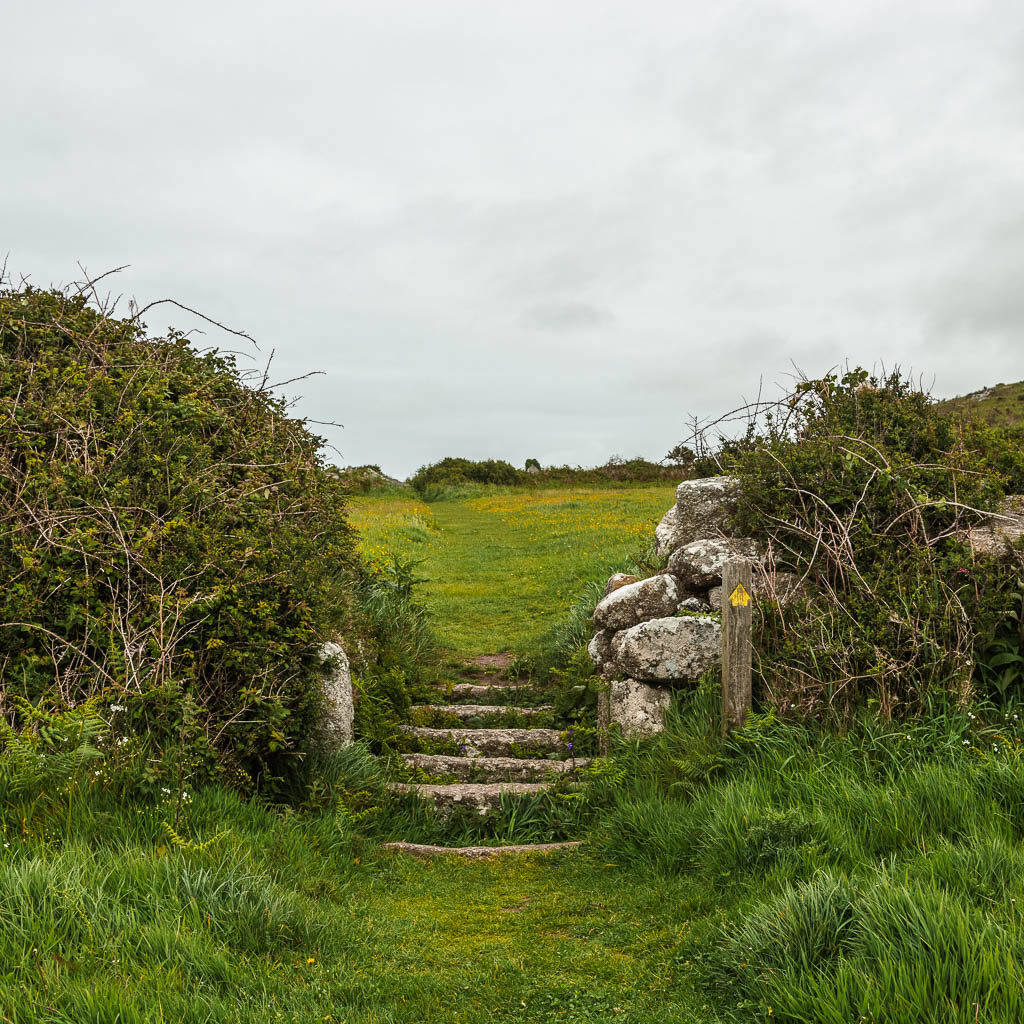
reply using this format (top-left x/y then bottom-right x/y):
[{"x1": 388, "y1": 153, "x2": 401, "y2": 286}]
[
  {"x1": 0, "y1": 284, "x2": 361, "y2": 797},
  {"x1": 679, "y1": 369, "x2": 1024, "y2": 717}
]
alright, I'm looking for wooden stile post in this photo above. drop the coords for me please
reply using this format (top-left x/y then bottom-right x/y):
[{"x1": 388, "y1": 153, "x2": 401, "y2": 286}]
[{"x1": 721, "y1": 558, "x2": 753, "y2": 735}]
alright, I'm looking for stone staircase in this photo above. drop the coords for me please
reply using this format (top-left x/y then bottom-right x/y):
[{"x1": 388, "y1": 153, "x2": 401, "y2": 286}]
[{"x1": 386, "y1": 654, "x2": 589, "y2": 851}]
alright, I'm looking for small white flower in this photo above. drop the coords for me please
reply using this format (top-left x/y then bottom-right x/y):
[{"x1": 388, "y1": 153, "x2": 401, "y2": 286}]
[
  {"x1": 110, "y1": 704, "x2": 126, "y2": 713},
  {"x1": 963, "y1": 740, "x2": 970, "y2": 745}
]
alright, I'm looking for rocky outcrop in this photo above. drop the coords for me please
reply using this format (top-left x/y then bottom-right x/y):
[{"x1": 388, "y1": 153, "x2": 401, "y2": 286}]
[
  {"x1": 610, "y1": 616, "x2": 721, "y2": 683},
  {"x1": 669, "y1": 476, "x2": 743, "y2": 552},
  {"x1": 610, "y1": 679, "x2": 671, "y2": 738},
  {"x1": 587, "y1": 629, "x2": 617, "y2": 679},
  {"x1": 592, "y1": 573, "x2": 682, "y2": 631},
  {"x1": 318, "y1": 642, "x2": 354, "y2": 749},
  {"x1": 654, "y1": 505, "x2": 684, "y2": 556},
  {"x1": 604, "y1": 572, "x2": 639, "y2": 596},
  {"x1": 587, "y1": 475, "x2": 763, "y2": 738},
  {"x1": 668, "y1": 537, "x2": 762, "y2": 588},
  {"x1": 967, "y1": 496, "x2": 1024, "y2": 559}
]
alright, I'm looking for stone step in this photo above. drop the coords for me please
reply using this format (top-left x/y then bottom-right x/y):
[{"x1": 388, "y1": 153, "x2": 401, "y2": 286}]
[
  {"x1": 444, "y1": 681, "x2": 517, "y2": 699},
  {"x1": 411, "y1": 703, "x2": 554, "y2": 720},
  {"x1": 389, "y1": 781, "x2": 545, "y2": 815},
  {"x1": 400, "y1": 752, "x2": 589, "y2": 783},
  {"x1": 382, "y1": 840, "x2": 583, "y2": 858},
  {"x1": 398, "y1": 725, "x2": 565, "y2": 757}
]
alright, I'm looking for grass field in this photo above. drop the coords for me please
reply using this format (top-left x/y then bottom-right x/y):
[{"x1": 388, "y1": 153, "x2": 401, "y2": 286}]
[
  {"x1": 9, "y1": 479, "x2": 1024, "y2": 1022},
  {"x1": 935, "y1": 379, "x2": 1024, "y2": 428},
  {"x1": 346, "y1": 485, "x2": 677, "y2": 658}
]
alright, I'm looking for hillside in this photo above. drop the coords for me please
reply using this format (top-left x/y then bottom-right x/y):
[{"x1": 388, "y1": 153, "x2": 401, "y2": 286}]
[{"x1": 935, "y1": 379, "x2": 1024, "y2": 428}]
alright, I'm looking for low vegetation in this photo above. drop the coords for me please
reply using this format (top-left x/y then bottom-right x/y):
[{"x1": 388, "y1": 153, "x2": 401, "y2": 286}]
[
  {"x1": 688, "y1": 369, "x2": 1024, "y2": 716},
  {"x1": 935, "y1": 378, "x2": 1024, "y2": 430},
  {"x1": 346, "y1": 485, "x2": 674, "y2": 663},
  {"x1": 4, "y1": 285, "x2": 1024, "y2": 1024},
  {"x1": 408, "y1": 455, "x2": 682, "y2": 497}
]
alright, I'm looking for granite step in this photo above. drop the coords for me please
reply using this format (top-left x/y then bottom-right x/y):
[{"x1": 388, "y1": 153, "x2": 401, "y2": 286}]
[
  {"x1": 400, "y1": 752, "x2": 588, "y2": 783},
  {"x1": 411, "y1": 703, "x2": 554, "y2": 720},
  {"x1": 389, "y1": 781, "x2": 545, "y2": 815},
  {"x1": 382, "y1": 840, "x2": 583, "y2": 858},
  {"x1": 398, "y1": 726, "x2": 565, "y2": 757}
]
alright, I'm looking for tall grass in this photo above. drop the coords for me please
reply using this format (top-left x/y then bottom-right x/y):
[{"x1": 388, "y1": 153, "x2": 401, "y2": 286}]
[{"x1": 584, "y1": 678, "x2": 1024, "y2": 1022}]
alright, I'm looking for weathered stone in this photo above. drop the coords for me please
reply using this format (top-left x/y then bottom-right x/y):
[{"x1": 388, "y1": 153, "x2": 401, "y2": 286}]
[
  {"x1": 708, "y1": 586, "x2": 722, "y2": 611},
  {"x1": 400, "y1": 753, "x2": 587, "y2": 783},
  {"x1": 967, "y1": 496, "x2": 1024, "y2": 559},
  {"x1": 593, "y1": 573, "x2": 682, "y2": 631},
  {"x1": 389, "y1": 781, "x2": 545, "y2": 816},
  {"x1": 668, "y1": 537, "x2": 762, "y2": 588},
  {"x1": 610, "y1": 679, "x2": 671, "y2": 738},
  {"x1": 610, "y1": 615, "x2": 721, "y2": 682},
  {"x1": 678, "y1": 596, "x2": 712, "y2": 613},
  {"x1": 654, "y1": 505, "x2": 686, "y2": 556},
  {"x1": 398, "y1": 726, "x2": 564, "y2": 757},
  {"x1": 604, "y1": 572, "x2": 638, "y2": 596},
  {"x1": 318, "y1": 642, "x2": 354, "y2": 748},
  {"x1": 670, "y1": 476, "x2": 743, "y2": 549},
  {"x1": 588, "y1": 629, "x2": 618, "y2": 678}
]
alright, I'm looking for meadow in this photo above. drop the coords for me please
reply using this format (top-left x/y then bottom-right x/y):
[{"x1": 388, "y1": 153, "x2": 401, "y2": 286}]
[
  {"x1": 8, "y1": 474, "x2": 1024, "y2": 1022},
  {"x1": 346, "y1": 484, "x2": 676, "y2": 659}
]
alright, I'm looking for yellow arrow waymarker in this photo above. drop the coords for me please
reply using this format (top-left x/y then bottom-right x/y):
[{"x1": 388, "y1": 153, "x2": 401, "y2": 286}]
[{"x1": 729, "y1": 583, "x2": 751, "y2": 608}]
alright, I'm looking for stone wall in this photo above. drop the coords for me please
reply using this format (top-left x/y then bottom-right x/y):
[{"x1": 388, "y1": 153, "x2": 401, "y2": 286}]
[{"x1": 589, "y1": 476, "x2": 754, "y2": 739}]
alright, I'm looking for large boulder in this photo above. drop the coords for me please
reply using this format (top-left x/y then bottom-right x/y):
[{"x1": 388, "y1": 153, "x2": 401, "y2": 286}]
[
  {"x1": 587, "y1": 629, "x2": 618, "y2": 678},
  {"x1": 610, "y1": 679, "x2": 671, "y2": 738},
  {"x1": 667, "y1": 476, "x2": 743, "y2": 552},
  {"x1": 654, "y1": 505, "x2": 685, "y2": 556},
  {"x1": 593, "y1": 573, "x2": 682, "y2": 631},
  {"x1": 967, "y1": 496, "x2": 1024, "y2": 559},
  {"x1": 318, "y1": 642, "x2": 354, "y2": 748},
  {"x1": 604, "y1": 572, "x2": 639, "y2": 597},
  {"x1": 610, "y1": 615, "x2": 721, "y2": 682},
  {"x1": 668, "y1": 537, "x2": 763, "y2": 588}
]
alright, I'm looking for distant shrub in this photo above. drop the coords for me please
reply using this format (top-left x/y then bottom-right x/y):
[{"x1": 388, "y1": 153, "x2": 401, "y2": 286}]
[
  {"x1": 0, "y1": 285, "x2": 360, "y2": 796},
  {"x1": 410, "y1": 456, "x2": 682, "y2": 497},
  {"x1": 410, "y1": 457, "x2": 526, "y2": 492}
]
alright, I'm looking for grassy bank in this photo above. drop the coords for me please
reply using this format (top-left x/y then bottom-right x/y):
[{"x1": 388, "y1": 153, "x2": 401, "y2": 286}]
[
  {"x1": 346, "y1": 484, "x2": 677, "y2": 659},
  {"x1": 10, "y1": 682, "x2": 1024, "y2": 1022}
]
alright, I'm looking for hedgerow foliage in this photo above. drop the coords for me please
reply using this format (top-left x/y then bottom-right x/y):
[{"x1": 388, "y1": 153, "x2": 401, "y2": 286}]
[
  {"x1": 0, "y1": 285, "x2": 359, "y2": 794},
  {"x1": 690, "y1": 369, "x2": 1024, "y2": 717},
  {"x1": 409, "y1": 455, "x2": 681, "y2": 496}
]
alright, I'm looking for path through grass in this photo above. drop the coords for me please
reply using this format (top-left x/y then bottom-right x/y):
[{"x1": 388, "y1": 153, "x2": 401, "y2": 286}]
[{"x1": 347, "y1": 485, "x2": 676, "y2": 658}]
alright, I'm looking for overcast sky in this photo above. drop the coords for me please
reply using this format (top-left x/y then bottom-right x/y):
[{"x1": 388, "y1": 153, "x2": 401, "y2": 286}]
[{"x1": 3, "y1": 0, "x2": 1023, "y2": 477}]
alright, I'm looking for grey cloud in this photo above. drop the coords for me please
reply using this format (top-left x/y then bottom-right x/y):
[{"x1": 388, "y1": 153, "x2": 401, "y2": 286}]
[
  {"x1": 520, "y1": 302, "x2": 615, "y2": 331},
  {"x1": 3, "y1": 0, "x2": 1024, "y2": 477}
]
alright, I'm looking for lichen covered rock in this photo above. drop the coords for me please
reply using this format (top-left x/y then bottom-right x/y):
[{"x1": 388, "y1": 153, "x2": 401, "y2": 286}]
[
  {"x1": 604, "y1": 572, "x2": 639, "y2": 597},
  {"x1": 587, "y1": 629, "x2": 618, "y2": 678},
  {"x1": 670, "y1": 476, "x2": 743, "y2": 550},
  {"x1": 610, "y1": 615, "x2": 721, "y2": 682},
  {"x1": 318, "y1": 642, "x2": 354, "y2": 748},
  {"x1": 610, "y1": 679, "x2": 671, "y2": 738},
  {"x1": 668, "y1": 537, "x2": 763, "y2": 588},
  {"x1": 593, "y1": 573, "x2": 682, "y2": 631}
]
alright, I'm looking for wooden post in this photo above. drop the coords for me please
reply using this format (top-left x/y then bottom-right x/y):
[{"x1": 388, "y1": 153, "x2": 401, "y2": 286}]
[{"x1": 721, "y1": 558, "x2": 753, "y2": 735}]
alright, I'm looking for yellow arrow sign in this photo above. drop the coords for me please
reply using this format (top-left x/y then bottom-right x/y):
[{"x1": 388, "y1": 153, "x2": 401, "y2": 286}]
[{"x1": 729, "y1": 583, "x2": 751, "y2": 608}]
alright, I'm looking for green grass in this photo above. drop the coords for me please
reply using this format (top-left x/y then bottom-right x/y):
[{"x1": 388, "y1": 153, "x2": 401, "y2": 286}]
[
  {"x1": 11, "y1": 685, "x2": 1024, "y2": 1021},
  {"x1": 9, "y1": 476, "x2": 1024, "y2": 1021},
  {"x1": 935, "y1": 379, "x2": 1024, "y2": 429},
  {"x1": 0, "y1": 772, "x2": 712, "y2": 1023},
  {"x1": 346, "y1": 484, "x2": 677, "y2": 659}
]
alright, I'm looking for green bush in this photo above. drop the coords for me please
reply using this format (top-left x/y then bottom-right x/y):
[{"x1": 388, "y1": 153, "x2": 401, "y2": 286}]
[
  {"x1": 0, "y1": 285, "x2": 360, "y2": 795},
  {"x1": 685, "y1": 369, "x2": 1024, "y2": 715}
]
